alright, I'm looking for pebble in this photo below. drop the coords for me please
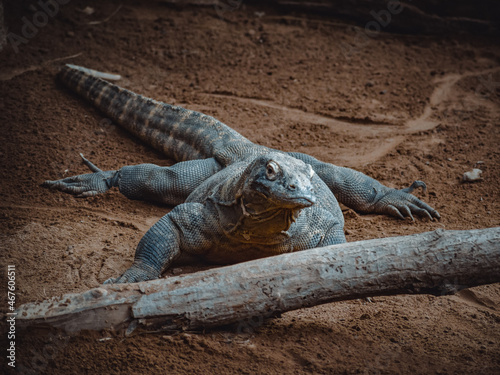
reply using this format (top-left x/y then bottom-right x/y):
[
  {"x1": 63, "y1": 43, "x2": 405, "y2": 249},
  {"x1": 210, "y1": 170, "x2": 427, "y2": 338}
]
[
  {"x1": 462, "y1": 168, "x2": 482, "y2": 182},
  {"x1": 81, "y1": 6, "x2": 95, "y2": 15},
  {"x1": 171, "y1": 268, "x2": 183, "y2": 275}
]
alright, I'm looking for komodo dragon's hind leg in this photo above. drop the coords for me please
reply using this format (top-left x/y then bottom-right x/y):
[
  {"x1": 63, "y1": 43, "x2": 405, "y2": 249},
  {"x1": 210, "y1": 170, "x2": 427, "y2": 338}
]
[{"x1": 43, "y1": 155, "x2": 222, "y2": 206}]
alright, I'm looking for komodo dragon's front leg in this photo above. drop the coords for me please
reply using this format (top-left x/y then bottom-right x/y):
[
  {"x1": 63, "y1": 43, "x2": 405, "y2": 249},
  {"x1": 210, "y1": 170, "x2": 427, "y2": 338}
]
[
  {"x1": 288, "y1": 152, "x2": 440, "y2": 221},
  {"x1": 43, "y1": 155, "x2": 221, "y2": 205},
  {"x1": 104, "y1": 202, "x2": 215, "y2": 283}
]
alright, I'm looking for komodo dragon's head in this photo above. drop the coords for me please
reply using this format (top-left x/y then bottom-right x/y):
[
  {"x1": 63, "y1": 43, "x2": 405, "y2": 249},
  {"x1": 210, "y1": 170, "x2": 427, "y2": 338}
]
[
  {"x1": 240, "y1": 152, "x2": 316, "y2": 218},
  {"x1": 218, "y1": 152, "x2": 317, "y2": 242}
]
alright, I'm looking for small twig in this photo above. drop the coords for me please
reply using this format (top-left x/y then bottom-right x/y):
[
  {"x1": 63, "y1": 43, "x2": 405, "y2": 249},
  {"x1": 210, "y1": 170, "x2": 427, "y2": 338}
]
[
  {"x1": 0, "y1": 52, "x2": 84, "y2": 81},
  {"x1": 88, "y1": 4, "x2": 122, "y2": 25},
  {"x1": 46, "y1": 52, "x2": 84, "y2": 63}
]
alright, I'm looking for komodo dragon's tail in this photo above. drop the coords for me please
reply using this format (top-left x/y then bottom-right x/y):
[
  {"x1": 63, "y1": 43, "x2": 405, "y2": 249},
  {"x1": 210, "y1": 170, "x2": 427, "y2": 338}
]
[{"x1": 58, "y1": 64, "x2": 253, "y2": 162}]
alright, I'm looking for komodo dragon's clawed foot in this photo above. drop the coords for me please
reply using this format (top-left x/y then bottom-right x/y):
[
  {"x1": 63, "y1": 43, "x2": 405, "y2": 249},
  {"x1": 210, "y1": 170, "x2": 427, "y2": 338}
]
[
  {"x1": 373, "y1": 180, "x2": 440, "y2": 221},
  {"x1": 42, "y1": 154, "x2": 119, "y2": 198},
  {"x1": 103, "y1": 263, "x2": 160, "y2": 284}
]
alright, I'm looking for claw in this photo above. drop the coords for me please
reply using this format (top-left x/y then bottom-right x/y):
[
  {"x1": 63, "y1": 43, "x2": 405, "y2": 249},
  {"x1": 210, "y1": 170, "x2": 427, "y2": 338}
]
[
  {"x1": 421, "y1": 208, "x2": 434, "y2": 221},
  {"x1": 407, "y1": 203, "x2": 433, "y2": 221},
  {"x1": 80, "y1": 153, "x2": 102, "y2": 173},
  {"x1": 103, "y1": 277, "x2": 117, "y2": 285},
  {"x1": 432, "y1": 210, "x2": 441, "y2": 220},
  {"x1": 76, "y1": 190, "x2": 100, "y2": 198},
  {"x1": 387, "y1": 205, "x2": 405, "y2": 220},
  {"x1": 401, "y1": 180, "x2": 427, "y2": 194},
  {"x1": 41, "y1": 180, "x2": 53, "y2": 188},
  {"x1": 400, "y1": 206, "x2": 415, "y2": 221}
]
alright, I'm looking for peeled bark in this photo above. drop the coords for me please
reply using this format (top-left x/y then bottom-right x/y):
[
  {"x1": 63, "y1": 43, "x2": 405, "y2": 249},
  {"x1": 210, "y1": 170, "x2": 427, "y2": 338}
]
[{"x1": 16, "y1": 227, "x2": 500, "y2": 334}]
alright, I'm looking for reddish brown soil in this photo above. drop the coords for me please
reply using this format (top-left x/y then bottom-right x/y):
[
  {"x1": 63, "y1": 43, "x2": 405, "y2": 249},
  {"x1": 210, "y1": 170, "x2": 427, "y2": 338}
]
[{"x1": 1, "y1": 1, "x2": 499, "y2": 374}]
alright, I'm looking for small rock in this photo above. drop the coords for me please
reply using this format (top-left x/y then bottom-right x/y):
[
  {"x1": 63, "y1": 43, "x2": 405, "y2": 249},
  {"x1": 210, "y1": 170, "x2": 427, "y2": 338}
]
[
  {"x1": 171, "y1": 268, "x2": 183, "y2": 275},
  {"x1": 66, "y1": 31, "x2": 75, "y2": 37},
  {"x1": 91, "y1": 288, "x2": 108, "y2": 298},
  {"x1": 365, "y1": 81, "x2": 374, "y2": 87},
  {"x1": 80, "y1": 6, "x2": 95, "y2": 15},
  {"x1": 463, "y1": 168, "x2": 482, "y2": 182},
  {"x1": 379, "y1": 90, "x2": 387, "y2": 95},
  {"x1": 125, "y1": 320, "x2": 137, "y2": 336}
]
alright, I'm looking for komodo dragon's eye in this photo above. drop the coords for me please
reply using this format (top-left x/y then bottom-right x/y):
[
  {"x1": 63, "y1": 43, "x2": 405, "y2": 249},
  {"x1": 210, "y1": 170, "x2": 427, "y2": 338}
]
[{"x1": 266, "y1": 161, "x2": 280, "y2": 180}]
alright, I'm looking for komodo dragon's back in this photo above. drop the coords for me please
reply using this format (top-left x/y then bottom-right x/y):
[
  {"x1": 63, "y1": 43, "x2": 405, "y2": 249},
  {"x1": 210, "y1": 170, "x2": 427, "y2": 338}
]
[{"x1": 58, "y1": 64, "x2": 254, "y2": 163}]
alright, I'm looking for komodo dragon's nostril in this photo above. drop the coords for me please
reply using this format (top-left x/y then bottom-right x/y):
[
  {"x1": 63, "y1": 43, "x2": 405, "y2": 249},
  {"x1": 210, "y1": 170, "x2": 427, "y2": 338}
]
[{"x1": 289, "y1": 184, "x2": 296, "y2": 190}]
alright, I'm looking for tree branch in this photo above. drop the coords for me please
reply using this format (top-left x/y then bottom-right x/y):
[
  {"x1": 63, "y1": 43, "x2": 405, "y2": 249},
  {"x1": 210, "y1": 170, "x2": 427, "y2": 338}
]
[{"x1": 16, "y1": 227, "x2": 500, "y2": 334}]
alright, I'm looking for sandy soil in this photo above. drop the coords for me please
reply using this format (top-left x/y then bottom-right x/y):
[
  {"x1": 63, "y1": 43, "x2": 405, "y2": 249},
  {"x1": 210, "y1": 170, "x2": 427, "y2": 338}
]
[{"x1": 1, "y1": 1, "x2": 499, "y2": 374}]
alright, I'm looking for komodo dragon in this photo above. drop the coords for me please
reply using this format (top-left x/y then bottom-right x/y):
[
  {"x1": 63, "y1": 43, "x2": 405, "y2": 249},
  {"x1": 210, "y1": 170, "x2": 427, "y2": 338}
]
[{"x1": 43, "y1": 64, "x2": 440, "y2": 284}]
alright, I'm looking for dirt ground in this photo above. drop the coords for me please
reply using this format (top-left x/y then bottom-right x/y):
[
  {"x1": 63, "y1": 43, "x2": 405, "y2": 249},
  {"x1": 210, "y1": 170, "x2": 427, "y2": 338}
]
[{"x1": 1, "y1": 1, "x2": 499, "y2": 374}]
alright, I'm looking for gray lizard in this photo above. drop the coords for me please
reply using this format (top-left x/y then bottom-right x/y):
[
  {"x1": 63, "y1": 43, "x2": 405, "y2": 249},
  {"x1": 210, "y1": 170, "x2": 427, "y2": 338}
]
[{"x1": 43, "y1": 64, "x2": 440, "y2": 284}]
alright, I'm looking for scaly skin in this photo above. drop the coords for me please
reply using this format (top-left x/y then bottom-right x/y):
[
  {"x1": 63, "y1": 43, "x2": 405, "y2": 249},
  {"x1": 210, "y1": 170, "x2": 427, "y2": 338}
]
[{"x1": 43, "y1": 64, "x2": 440, "y2": 283}]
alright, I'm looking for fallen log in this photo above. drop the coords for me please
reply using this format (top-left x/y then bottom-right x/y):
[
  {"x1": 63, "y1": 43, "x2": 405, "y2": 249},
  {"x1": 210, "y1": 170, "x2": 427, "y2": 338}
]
[{"x1": 15, "y1": 227, "x2": 500, "y2": 334}]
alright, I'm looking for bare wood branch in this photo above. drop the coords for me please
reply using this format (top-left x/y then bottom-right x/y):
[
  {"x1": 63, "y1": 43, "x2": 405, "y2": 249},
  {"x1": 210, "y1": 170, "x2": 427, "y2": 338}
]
[{"x1": 16, "y1": 228, "x2": 500, "y2": 334}]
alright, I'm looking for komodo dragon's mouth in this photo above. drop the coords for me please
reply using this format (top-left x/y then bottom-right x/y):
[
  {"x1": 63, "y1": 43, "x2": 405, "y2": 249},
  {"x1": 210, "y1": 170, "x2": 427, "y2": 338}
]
[
  {"x1": 277, "y1": 194, "x2": 316, "y2": 209},
  {"x1": 249, "y1": 188, "x2": 316, "y2": 211}
]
